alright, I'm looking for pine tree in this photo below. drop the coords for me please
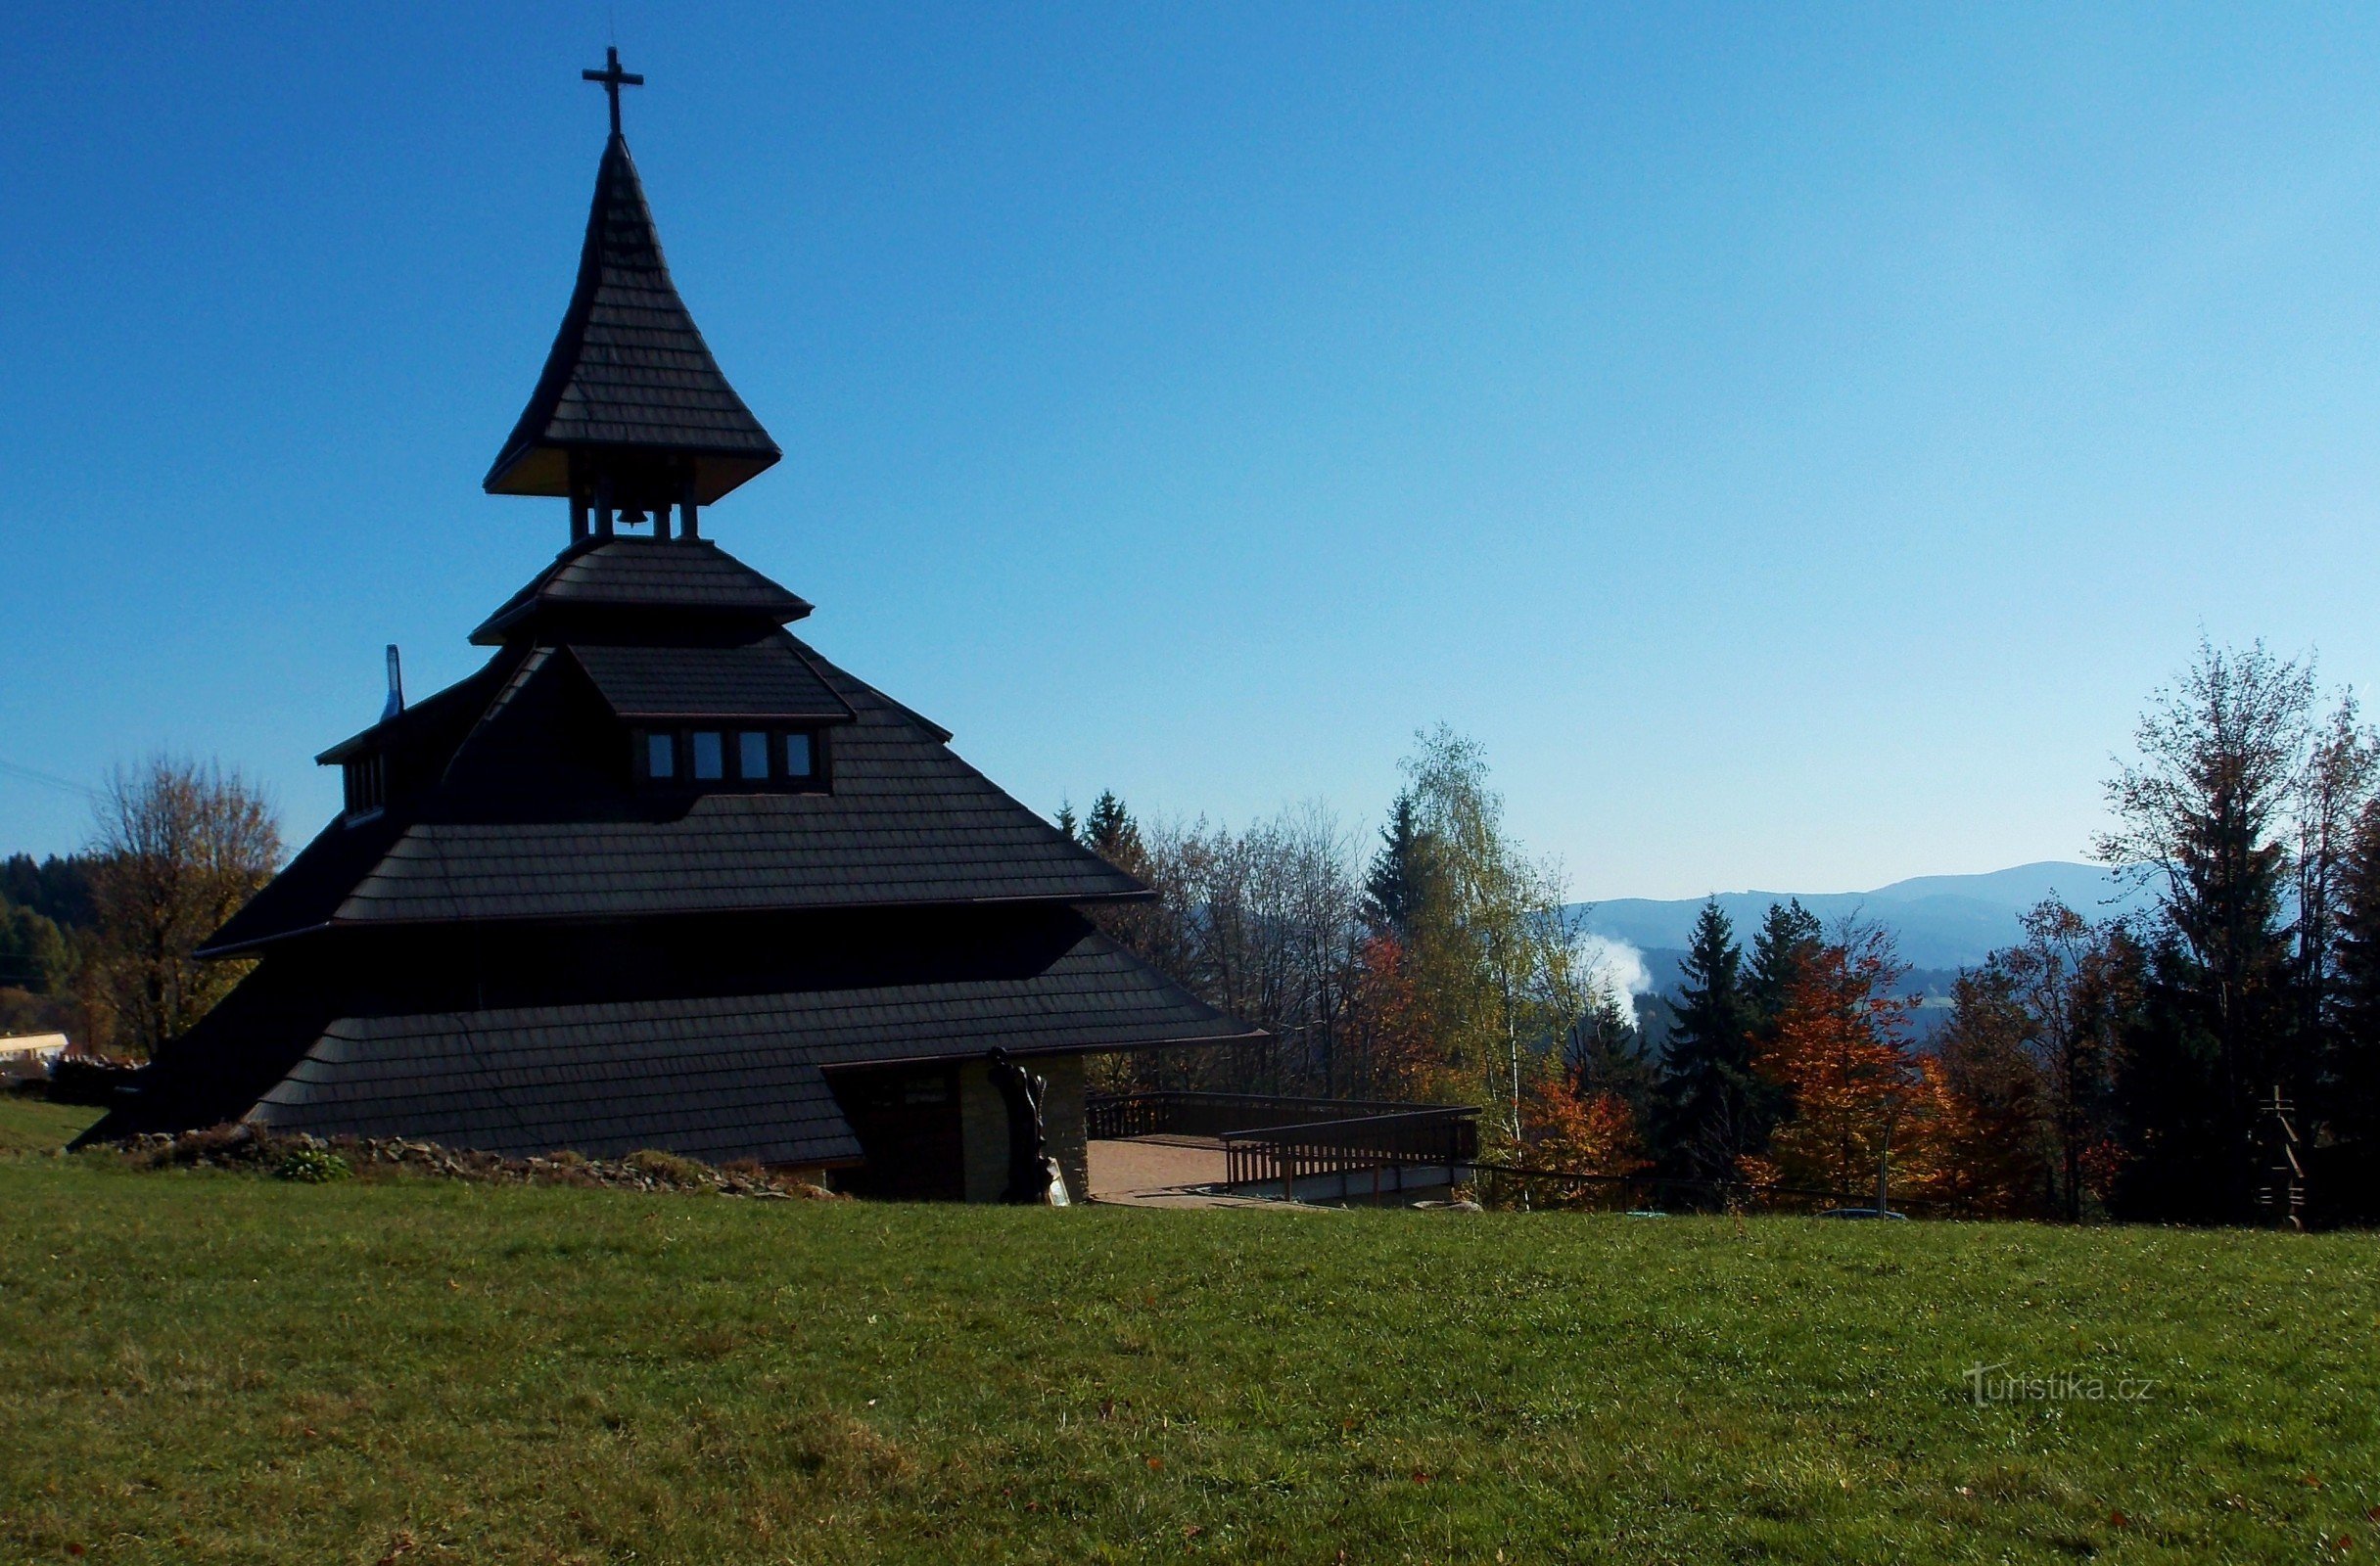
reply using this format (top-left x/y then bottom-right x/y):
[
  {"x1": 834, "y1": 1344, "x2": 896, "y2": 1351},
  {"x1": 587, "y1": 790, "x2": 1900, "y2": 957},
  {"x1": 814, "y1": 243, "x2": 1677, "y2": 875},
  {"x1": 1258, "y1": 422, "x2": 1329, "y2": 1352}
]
[
  {"x1": 1071, "y1": 790, "x2": 1164, "y2": 990},
  {"x1": 1566, "y1": 983, "x2": 1654, "y2": 1118},
  {"x1": 1082, "y1": 790, "x2": 1144, "y2": 873},
  {"x1": 1362, "y1": 791, "x2": 1427, "y2": 939},
  {"x1": 1651, "y1": 900, "x2": 1760, "y2": 1193},
  {"x1": 1747, "y1": 898, "x2": 1823, "y2": 1035},
  {"x1": 2327, "y1": 797, "x2": 2380, "y2": 1220},
  {"x1": 1742, "y1": 898, "x2": 1822, "y2": 1143},
  {"x1": 2099, "y1": 642, "x2": 2309, "y2": 1221},
  {"x1": 1054, "y1": 800, "x2": 1078, "y2": 842}
]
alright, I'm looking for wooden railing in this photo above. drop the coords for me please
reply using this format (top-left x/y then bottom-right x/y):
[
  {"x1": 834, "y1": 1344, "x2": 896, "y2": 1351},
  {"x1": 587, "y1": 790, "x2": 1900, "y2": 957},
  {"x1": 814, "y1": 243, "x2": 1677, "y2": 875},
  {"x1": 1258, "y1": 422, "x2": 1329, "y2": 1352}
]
[
  {"x1": 1086, "y1": 1089, "x2": 1480, "y2": 1199},
  {"x1": 1085, "y1": 1090, "x2": 1446, "y2": 1141},
  {"x1": 1221, "y1": 1107, "x2": 1478, "y2": 1192}
]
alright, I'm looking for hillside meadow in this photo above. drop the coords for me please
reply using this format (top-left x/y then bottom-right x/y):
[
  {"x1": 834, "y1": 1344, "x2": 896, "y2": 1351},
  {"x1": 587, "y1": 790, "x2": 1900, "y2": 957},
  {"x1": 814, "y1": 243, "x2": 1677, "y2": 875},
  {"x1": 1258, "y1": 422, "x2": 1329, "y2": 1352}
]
[{"x1": 1, "y1": 1101, "x2": 2375, "y2": 1563}]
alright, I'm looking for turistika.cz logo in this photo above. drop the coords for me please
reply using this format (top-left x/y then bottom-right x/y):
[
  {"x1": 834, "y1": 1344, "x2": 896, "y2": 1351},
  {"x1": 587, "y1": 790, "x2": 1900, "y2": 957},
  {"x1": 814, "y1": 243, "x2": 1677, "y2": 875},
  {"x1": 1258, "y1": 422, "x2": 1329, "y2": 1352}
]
[{"x1": 1963, "y1": 1362, "x2": 2157, "y2": 1405}]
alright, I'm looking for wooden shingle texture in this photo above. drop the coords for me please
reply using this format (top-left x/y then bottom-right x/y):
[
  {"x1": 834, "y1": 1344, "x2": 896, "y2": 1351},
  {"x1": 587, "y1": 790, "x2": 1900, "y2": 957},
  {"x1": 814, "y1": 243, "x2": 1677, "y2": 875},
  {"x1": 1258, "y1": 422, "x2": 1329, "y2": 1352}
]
[
  {"x1": 473, "y1": 537, "x2": 813, "y2": 644},
  {"x1": 247, "y1": 930, "x2": 1249, "y2": 1166},
  {"x1": 484, "y1": 134, "x2": 780, "y2": 503},
  {"x1": 569, "y1": 640, "x2": 853, "y2": 722}
]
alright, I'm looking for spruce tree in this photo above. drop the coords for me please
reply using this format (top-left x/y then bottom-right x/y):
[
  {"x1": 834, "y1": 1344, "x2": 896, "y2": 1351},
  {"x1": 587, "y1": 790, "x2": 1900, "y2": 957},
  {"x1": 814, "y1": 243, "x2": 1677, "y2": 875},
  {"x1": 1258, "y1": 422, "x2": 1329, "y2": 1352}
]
[
  {"x1": 1082, "y1": 790, "x2": 1143, "y2": 872},
  {"x1": 1567, "y1": 984, "x2": 1654, "y2": 1114},
  {"x1": 2324, "y1": 798, "x2": 2380, "y2": 1220},
  {"x1": 1362, "y1": 791, "x2": 1426, "y2": 939},
  {"x1": 1653, "y1": 900, "x2": 1758, "y2": 1193},
  {"x1": 2099, "y1": 642, "x2": 2310, "y2": 1221},
  {"x1": 1748, "y1": 898, "x2": 1823, "y2": 1034}
]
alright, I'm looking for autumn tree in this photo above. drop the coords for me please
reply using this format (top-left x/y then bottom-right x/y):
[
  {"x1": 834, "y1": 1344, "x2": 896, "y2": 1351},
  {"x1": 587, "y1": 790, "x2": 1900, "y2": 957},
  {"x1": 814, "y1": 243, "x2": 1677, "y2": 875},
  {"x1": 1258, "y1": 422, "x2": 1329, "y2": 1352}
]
[
  {"x1": 1395, "y1": 726, "x2": 1592, "y2": 1149},
  {"x1": 88, "y1": 757, "x2": 282, "y2": 1057},
  {"x1": 1068, "y1": 731, "x2": 1592, "y2": 1133},
  {"x1": 1984, "y1": 900, "x2": 2138, "y2": 1220},
  {"x1": 1347, "y1": 926, "x2": 1437, "y2": 1101},
  {"x1": 1751, "y1": 926, "x2": 1922, "y2": 1202},
  {"x1": 1920, "y1": 967, "x2": 2052, "y2": 1217},
  {"x1": 1521, "y1": 1063, "x2": 1650, "y2": 1205}
]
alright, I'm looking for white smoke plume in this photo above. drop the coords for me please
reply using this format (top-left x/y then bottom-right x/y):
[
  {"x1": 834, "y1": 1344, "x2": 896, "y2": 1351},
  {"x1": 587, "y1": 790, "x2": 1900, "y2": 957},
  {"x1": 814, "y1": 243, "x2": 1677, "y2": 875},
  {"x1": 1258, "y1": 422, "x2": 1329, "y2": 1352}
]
[{"x1": 1581, "y1": 934, "x2": 1655, "y2": 1029}]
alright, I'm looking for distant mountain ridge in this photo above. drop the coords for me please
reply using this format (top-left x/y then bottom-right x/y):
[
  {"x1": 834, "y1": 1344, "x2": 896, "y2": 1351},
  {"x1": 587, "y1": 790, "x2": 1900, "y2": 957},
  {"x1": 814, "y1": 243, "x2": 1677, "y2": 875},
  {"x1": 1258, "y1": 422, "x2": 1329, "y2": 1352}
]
[{"x1": 1573, "y1": 861, "x2": 2150, "y2": 973}]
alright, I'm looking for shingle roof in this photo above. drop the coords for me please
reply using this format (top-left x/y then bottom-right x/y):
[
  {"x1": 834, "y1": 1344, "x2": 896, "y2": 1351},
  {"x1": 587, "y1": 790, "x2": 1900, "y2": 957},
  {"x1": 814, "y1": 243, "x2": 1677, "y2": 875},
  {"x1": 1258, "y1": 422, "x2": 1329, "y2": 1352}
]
[
  {"x1": 203, "y1": 620, "x2": 1147, "y2": 955},
  {"x1": 471, "y1": 537, "x2": 812, "y2": 645},
  {"x1": 484, "y1": 133, "x2": 779, "y2": 505},
  {"x1": 568, "y1": 639, "x2": 853, "y2": 722},
  {"x1": 112, "y1": 927, "x2": 1255, "y2": 1167}
]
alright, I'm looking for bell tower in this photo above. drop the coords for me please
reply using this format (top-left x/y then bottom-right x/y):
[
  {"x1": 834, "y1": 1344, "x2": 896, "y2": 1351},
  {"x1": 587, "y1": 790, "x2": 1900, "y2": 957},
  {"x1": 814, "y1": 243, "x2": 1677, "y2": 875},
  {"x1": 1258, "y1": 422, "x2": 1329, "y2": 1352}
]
[{"x1": 482, "y1": 51, "x2": 782, "y2": 544}]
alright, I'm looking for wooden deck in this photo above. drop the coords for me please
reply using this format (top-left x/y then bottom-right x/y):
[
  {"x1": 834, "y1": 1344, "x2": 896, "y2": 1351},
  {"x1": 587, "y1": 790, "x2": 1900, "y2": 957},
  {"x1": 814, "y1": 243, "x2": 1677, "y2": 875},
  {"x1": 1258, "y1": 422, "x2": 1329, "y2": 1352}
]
[{"x1": 1085, "y1": 1137, "x2": 1291, "y2": 1209}]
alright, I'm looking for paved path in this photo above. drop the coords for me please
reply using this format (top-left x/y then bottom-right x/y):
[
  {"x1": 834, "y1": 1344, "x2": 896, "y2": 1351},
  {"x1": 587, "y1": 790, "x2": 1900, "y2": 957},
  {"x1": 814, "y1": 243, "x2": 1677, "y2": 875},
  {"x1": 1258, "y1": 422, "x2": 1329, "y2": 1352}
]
[{"x1": 1086, "y1": 1137, "x2": 1297, "y2": 1209}]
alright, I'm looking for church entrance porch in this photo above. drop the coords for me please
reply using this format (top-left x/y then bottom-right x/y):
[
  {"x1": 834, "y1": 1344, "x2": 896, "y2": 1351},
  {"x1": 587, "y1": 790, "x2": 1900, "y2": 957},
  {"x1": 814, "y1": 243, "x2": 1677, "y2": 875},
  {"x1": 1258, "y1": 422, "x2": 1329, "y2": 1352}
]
[{"x1": 824, "y1": 1053, "x2": 1087, "y2": 1204}]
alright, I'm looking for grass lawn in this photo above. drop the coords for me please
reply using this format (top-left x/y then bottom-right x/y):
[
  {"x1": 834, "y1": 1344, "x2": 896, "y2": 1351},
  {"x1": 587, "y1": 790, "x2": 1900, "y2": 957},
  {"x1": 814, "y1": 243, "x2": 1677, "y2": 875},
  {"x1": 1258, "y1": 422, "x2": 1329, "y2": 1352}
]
[
  {"x1": 0, "y1": 1093, "x2": 101, "y2": 1154},
  {"x1": 2, "y1": 1132, "x2": 2376, "y2": 1562}
]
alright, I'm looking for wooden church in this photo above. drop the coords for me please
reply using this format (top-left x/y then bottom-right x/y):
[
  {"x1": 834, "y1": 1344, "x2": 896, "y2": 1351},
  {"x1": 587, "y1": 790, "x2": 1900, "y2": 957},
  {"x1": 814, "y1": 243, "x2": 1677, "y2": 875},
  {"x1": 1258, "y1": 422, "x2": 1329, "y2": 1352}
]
[{"x1": 85, "y1": 55, "x2": 1257, "y2": 1199}]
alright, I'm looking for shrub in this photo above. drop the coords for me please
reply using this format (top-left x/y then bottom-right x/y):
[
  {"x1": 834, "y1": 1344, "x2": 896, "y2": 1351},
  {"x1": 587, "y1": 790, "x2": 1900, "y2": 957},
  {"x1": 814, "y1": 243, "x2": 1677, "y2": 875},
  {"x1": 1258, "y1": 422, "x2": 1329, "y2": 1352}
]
[
  {"x1": 275, "y1": 1146, "x2": 351, "y2": 1184},
  {"x1": 625, "y1": 1148, "x2": 708, "y2": 1188}
]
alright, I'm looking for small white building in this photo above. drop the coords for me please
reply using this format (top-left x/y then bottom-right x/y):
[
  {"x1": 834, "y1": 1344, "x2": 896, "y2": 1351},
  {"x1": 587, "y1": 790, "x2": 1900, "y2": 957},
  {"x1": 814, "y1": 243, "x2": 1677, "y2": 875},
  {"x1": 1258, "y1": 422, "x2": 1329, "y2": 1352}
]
[{"x1": 0, "y1": 1034, "x2": 70, "y2": 1083}]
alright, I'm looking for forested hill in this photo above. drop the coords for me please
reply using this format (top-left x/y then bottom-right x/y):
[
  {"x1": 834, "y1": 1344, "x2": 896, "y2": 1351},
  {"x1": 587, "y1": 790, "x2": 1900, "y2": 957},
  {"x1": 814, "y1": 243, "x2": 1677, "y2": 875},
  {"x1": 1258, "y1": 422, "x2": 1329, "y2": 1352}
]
[{"x1": 1574, "y1": 861, "x2": 2150, "y2": 972}]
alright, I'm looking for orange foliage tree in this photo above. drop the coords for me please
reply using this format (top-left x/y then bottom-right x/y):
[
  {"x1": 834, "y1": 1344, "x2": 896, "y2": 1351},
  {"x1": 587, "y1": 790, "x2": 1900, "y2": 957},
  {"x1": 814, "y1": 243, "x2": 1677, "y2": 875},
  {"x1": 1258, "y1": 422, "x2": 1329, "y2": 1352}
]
[
  {"x1": 1347, "y1": 932, "x2": 1442, "y2": 1102},
  {"x1": 1516, "y1": 1053, "x2": 1648, "y2": 1208},
  {"x1": 1912, "y1": 968, "x2": 2054, "y2": 1216},
  {"x1": 1751, "y1": 927, "x2": 1928, "y2": 1202}
]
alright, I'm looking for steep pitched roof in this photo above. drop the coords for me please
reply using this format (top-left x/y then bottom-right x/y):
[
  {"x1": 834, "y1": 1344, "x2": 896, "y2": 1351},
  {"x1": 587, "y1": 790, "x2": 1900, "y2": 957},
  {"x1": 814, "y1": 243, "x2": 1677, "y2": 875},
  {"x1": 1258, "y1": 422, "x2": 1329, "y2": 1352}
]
[
  {"x1": 87, "y1": 920, "x2": 1259, "y2": 1165},
  {"x1": 569, "y1": 640, "x2": 853, "y2": 723},
  {"x1": 470, "y1": 537, "x2": 813, "y2": 645},
  {"x1": 203, "y1": 626, "x2": 1147, "y2": 955},
  {"x1": 249, "y1": 929, "x2": 1250, "y2": 1166},
  {"x1": 484, "y1": 134, "x2": 779, "y2": 504}
]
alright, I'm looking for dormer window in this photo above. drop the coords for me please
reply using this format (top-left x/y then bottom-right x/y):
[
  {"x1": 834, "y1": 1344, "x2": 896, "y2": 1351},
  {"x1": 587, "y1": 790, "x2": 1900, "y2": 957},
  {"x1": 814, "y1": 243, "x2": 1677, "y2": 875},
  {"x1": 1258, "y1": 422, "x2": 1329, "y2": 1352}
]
[
  {"x1": 343, "y1": 753, "x2": 387, "y2": 822},
  {"x1": 633, "y1": 726, "x2": 827, "y2": 793}
]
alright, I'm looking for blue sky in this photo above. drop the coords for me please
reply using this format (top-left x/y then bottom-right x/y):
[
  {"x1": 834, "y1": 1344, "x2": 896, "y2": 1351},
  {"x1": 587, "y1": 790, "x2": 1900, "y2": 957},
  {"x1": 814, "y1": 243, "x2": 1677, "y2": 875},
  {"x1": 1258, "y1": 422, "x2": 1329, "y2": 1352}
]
[{"x1": 6, "y1": 4, "x2": 2380, "y2": 899}]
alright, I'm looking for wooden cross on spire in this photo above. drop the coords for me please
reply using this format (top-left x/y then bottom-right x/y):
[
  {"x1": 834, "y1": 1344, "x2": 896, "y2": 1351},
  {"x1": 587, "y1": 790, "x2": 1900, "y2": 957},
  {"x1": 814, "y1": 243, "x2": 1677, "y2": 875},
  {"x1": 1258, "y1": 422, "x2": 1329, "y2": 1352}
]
[{"x1": 583, "y1": 46, "x2": 643, "y2": 136}]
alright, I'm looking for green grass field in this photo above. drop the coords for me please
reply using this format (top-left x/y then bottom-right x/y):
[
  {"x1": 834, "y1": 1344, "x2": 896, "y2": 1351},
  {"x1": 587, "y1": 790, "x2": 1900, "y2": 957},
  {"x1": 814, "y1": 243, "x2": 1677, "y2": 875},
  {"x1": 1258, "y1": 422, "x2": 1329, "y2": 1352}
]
[
  {"x1": 0, "y1": 1092, "x2": 100, "y2": 1154},
  {"x1": 3, "y1": 1098, "x2": 2376, "y2": 1564}
]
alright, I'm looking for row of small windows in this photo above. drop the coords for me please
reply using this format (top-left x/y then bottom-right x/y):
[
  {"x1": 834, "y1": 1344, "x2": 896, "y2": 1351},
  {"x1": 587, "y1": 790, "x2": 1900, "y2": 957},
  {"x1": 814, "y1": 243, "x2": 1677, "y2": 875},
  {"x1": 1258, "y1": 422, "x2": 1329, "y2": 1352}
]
[{"x1": 638, "y1": 727, "x2": 821, "y2": 790}]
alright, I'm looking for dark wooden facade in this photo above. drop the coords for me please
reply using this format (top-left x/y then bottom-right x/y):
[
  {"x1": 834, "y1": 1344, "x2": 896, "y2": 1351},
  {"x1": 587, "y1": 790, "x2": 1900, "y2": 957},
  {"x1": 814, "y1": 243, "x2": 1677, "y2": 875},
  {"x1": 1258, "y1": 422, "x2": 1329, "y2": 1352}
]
[{"x1": 84, "y1": 71, "x2": 1258, "y2": 1190}]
